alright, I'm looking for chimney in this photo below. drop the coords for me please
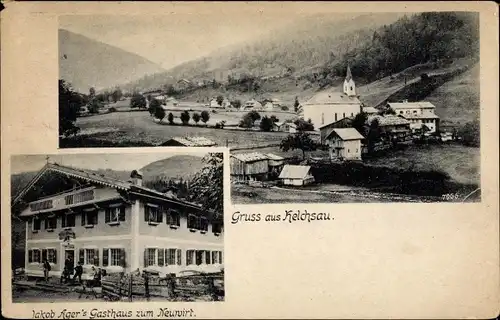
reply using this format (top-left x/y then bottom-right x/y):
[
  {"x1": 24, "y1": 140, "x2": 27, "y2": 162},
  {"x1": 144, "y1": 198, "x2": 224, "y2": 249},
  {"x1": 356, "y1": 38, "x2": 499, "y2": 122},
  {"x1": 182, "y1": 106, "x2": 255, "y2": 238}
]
[{"x1": 130, "y1": 170, "x2": 143, "y2": 187}]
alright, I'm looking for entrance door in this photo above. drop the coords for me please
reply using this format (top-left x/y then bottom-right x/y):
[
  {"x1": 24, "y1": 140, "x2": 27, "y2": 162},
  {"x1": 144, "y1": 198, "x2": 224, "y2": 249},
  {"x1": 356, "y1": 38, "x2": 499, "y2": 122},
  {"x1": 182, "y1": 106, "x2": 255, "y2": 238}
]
[{"x1": 64, "y1": 249, "x2": 75, "y2": 272}]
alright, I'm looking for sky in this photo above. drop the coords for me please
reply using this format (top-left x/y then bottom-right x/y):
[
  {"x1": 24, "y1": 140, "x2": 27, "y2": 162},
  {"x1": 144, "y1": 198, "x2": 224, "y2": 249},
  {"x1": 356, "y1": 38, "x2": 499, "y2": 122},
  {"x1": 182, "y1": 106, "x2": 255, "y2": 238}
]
[
  {"x1": 11, "y1": 153, "x2": 205, "y2": 174},
  {"x1": 58, "y1": 6, "x2": 361, "y2": 70}
]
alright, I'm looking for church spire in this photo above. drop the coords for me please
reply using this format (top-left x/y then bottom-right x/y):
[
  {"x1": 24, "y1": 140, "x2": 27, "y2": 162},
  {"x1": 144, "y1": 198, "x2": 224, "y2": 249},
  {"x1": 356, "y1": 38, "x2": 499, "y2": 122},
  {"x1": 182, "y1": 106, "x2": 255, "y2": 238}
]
[{"x1": 345, "y1": 64, "x2": 353, "y2": 82}]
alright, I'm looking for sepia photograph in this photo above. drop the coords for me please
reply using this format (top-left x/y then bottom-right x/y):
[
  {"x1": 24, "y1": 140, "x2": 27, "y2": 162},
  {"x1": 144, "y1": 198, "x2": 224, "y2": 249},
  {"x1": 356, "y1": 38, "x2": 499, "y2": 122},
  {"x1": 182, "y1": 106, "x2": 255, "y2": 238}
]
[
  {"x1": 58, "y1": 11, "x2": 480, "y2": 204},
  {"x1": 10, "y1": 151, "x2": 224, "y2": 302}
]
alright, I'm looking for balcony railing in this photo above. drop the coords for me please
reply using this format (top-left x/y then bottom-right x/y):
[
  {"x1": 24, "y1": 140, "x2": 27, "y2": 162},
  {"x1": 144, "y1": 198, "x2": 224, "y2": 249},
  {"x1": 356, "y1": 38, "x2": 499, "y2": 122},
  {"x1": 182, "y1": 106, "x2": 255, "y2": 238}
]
[{"x1": 29, "y1": 187, "x2": 96, "y2": 212}]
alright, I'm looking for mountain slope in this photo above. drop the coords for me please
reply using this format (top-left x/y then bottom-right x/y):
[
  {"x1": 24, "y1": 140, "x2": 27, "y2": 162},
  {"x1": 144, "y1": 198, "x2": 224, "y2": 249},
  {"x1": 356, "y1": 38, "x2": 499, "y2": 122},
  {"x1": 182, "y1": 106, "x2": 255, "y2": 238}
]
[
  {"x1": 121, "y1": 13, "x2": 404, "y2": 91},
  {"x1": 59, "y1": 29, "x2": 165, "y2": 93}
]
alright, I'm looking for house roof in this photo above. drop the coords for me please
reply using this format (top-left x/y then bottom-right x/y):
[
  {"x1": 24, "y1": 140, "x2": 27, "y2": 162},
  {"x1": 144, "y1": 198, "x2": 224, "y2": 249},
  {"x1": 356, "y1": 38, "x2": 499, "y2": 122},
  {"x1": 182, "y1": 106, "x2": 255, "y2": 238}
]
[
  {"x1": 231, "y1": 152, "x2": 268, "y2": 162},
  {"x1": 327, "y1": 128, "x2": 364, "y2": 141},
  {"x1": 318, "y1": 117, "x2": 354, "y2": 130},
  {"x1": 388, "y1": 101, "x2": 436, "y2": 110},
  {"x1": 401, "y1": 114, "x2": 440, "y2": 120},
  {"x1": 278, "y1": 165, "x2": 312, "y2": 180},
  {"x1": 367, "y1": 115, "x2": 410, "y2": 126},
  {"x1": 12, "y1": 163, "x2": 206, "y2": 213},
  {"x1": 266, "y1": 153, "x2": 284, "y2": 161},
  {"x1": 304, "y1": 91, "x2": 361, "y2": 105},
  {"x1": 362, "y1": 106, "x2": 379, "y2": 114},
  {"x1": 163, "y1": 137, "x2": 216, "y2": 147}
]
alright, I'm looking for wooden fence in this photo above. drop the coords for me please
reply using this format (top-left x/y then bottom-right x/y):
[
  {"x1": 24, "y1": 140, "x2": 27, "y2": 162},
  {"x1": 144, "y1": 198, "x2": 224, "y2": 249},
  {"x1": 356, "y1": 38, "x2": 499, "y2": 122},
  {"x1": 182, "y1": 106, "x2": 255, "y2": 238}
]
[{"x1": 101, "y1": 271, "x2": 224, "y2": 301}]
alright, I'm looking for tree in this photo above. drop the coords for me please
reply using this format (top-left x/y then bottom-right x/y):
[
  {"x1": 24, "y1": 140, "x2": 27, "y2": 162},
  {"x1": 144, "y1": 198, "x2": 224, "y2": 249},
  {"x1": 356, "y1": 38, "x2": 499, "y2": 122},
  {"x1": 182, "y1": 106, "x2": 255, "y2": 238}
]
[
  {"x1": 279, "y1": 131, "x2": 317, "y2": 160},
  {"x1": 111, "y1": 88, "x2": 122, "y2": 103},
  {"x1": 59, "y1": 79, "x2": 82, "y2": 137},
  {"x1": 231, "y1": 99, "x2": 242, "y2": 109},
  {"x1": 192, "y1": 112, "x2": 201, "y2": 125},
  {"x1": 270, "y1": 115, "x2": 280, "y2": 123},
  {"x1": 149, "y1": 99, "x2": 161, "y2": 116},
  {"x1": 458, "y1": 120, "x2": 480, "y2": 146},
  {"x1": 154, "y1": 105, "x2": 166, "y2": 122},
  {"x1": 87, "y1": 99, "x2": 101, "y2": 114},
  {"x1": 367, "y1": 118, "x2": 382, "y2": 153},
  {"x1": 167, "y1": 112, "x2": 174, "y2": 124},
  {"x1": 189, "y1": 153, "x2": 224, "y2": 219},
  {"x1": 180, "y1": 110, "x2": 190, "y2": 125},
  {"x1": 259, "y1": 116, "x2": 275, "y2": 132},
  {"x1": 130, "y1": 93, "x2": 147, "y2": 109},
  {"x1": 294, "y1": 118, "x2": 315, "y2": 131},
  {"x1": 216, "y1": 95, "x2": 224, "y2": 106},
  {"x1": 201, "y1": 110, "x2": 210, "y2": 125},
  {"x1": 239, "y1": 111, "x2": 260, "y2": 128},
  {"x1": 89, "y1": 87, "x2": 96, "y2": 99},
  {"x1": 351, "y1": 112, "x2": 368, "y2": 137},
  {"x1": 294, "y1": 97, "x2": 300, "y2": 113}
]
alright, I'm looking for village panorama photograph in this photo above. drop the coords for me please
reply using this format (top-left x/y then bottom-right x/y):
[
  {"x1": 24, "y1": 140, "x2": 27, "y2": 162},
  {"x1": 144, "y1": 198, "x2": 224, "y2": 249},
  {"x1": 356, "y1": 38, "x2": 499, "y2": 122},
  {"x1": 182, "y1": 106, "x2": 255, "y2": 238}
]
[
  {"x1": 10, "y1": 151, "x2": 224, "y2": 302},
  {"x1": 58, "y1": 9, "x2": 480, "y2": 203}
]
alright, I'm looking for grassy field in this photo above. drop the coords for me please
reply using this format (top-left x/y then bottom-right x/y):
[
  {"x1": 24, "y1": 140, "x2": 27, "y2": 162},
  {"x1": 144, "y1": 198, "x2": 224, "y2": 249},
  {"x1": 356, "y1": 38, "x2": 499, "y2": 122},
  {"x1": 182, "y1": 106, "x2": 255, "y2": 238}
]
[{"x1": 75, "y1": 111, "x2": 293, "y2": 148}]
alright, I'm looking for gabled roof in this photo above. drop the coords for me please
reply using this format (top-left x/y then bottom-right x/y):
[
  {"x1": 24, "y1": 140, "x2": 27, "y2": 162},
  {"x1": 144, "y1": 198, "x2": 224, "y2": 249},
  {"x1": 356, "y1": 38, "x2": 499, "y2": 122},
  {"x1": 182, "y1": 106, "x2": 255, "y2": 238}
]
[
  {"x1": 266, "y1": 153, "x2": 284, "y2": 161},
  {"x1": 367, "y1": 115, "x2": 410, "y2": 126},
  {"x1": 278, "y1": 165, "x2": 312, "y2": 180},
  {"x1": 327, "y1": 128, "x2": 364, "y2": 141},
  {"x1": 304, "y1": 91, "x2": 361, "y2": 105},
  {"x1": 231, "y1": 152, "x2": 268, "y2": 162},
  {"x1": 12, "y1": 163, "x2": 206, "y2": 212},
  {"x1": 388, "y1": 101, "x2": 436, "y2": 109},
  {"x1": 362, "y1": 106, "x2": 379, "y2": 114}
]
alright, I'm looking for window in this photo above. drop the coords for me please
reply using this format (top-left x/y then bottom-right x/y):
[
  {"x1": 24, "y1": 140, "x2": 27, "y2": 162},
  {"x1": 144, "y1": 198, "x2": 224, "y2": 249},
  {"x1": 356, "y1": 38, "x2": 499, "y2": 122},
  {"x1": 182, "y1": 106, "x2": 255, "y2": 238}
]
[
  {"x1": 211, "y1": 251, "x2": 223, "y2": 264},
  {"x1": 335, "y1": 113, "x2": 338, "y2": 122},
  {"x1": 32, "y1": 217, "x2": 41, "y2": 232},
  {"x1": 61, "y1": 213, "x2": 75, "y2": 228},
  {"x1": 186, "y1": 250, "x2": 195, "y2": 265},
  {"x1": 33, "y1": 249, "x2": 41, "y2": 263},
  {"x1": 145, "y1": 204, "x2": 162, "y2": 224},
  {"x1": 105, "y1": 206, "x2": 125, "y2": 224},
  {"x1": 81, "y1": 210, "x2": 98, "y2": 226},
  {"x1": 199, "y1": 217, "x2": 208, "y2": 233},
  {"x1": 166, "y1": 248, "x2": 179, "y2": 265},
  {"x1": 44, "y1": 216, "x2": 57, "y2": 230},
  {"x1": 146, "y1": 248, "x2": 156, "y2": 267},
  {"x1": 187, "y1": 214, "x2": 199, "y2": 230},
  {"x1": 47, "y1": 249, "x2": 57, "y2": 264},
  {"x1": 110, "y1": 249, "x2": 123, "y2": 266},
  {"x1": 350, "y1": 86, "x2": 353, "y2": 91},
  {"x1": 212, "y1": 222, "x2": 222, "y2": 235},
  {"x1": 166, "y1": 210, "x2": 180, "y2": 228},
  {"x1": 205, "y1": 250, "x2": 211, "y2": 264},
  {"x1": 84, "y1": 248, "x2": 99, "y2": 265}
]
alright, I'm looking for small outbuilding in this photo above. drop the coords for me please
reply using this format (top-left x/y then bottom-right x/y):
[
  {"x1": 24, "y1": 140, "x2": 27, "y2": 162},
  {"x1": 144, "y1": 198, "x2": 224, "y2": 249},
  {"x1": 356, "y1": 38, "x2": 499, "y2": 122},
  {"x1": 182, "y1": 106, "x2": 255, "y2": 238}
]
[
  {"x1": 278, "y1": 165, "x2": 315, "y2": 186},
  {"x1": 230, "y1": 152, "x2": 269, "y2": 182}
]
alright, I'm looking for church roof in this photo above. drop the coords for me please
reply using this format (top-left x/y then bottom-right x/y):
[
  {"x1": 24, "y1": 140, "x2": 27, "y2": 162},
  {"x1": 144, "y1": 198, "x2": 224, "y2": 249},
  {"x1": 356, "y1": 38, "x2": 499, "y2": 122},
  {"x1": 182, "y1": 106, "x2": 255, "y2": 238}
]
[
  {"x1": 303, "y1": 91, "x2": 361, "y2": 105},
  {"x1": 345, "y1": 65, "x2": 353, "y2": 82}
]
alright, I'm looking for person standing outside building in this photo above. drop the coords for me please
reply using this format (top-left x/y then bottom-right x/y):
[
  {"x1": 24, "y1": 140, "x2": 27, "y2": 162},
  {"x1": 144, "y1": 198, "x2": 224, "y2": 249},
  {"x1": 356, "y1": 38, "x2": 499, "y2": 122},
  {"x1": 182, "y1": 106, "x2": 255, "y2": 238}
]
[{"x1": 42, "y1": 259, "x2": 51, "y2": 282}]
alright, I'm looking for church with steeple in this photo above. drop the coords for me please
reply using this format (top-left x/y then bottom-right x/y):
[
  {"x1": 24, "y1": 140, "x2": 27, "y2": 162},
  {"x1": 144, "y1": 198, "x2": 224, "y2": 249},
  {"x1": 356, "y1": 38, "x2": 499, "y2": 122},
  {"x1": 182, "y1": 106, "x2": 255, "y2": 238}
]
[{"x1": 302, "y1": 65, "x2": 362, "y2": 131}]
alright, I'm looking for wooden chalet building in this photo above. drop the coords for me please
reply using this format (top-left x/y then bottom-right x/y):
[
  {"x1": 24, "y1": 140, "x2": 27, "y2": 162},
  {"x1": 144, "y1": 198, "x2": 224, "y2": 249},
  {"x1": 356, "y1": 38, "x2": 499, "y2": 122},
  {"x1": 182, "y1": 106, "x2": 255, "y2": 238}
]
[
  {"x1": 230, "y1": 152, "x2": 269, "y2": 182},
  {"x1": 12, "y1": 163, "x2": 224, "y2": 279}
]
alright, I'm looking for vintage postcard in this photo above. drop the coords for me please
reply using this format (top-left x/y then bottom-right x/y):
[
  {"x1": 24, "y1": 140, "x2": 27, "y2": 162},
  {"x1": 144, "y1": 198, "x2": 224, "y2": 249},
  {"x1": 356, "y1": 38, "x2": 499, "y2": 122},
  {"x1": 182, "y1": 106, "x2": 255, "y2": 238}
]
[{"x1": 1, "y1": 1, "x2": 499, "y2": 319}]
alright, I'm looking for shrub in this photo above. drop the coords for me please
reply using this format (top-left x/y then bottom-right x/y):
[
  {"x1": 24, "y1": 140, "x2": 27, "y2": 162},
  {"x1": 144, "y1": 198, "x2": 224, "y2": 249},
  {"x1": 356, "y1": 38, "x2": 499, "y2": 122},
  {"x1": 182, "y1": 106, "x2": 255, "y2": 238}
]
[
  {"x1": 201, "y1": 111, "x2": 210, "y2": 125},
  {"x1": 281, "y1": 105, "x2": 289, "y2": 111},
  {"x1": 180, "y1": 110, "x2": 190, "y2": 125},
  {"x1": 167, "y1": 112, "x2": 174, "y2": 124},
  {"x1": 108, "y1": 107, "x2": 117, "y2": 113}
]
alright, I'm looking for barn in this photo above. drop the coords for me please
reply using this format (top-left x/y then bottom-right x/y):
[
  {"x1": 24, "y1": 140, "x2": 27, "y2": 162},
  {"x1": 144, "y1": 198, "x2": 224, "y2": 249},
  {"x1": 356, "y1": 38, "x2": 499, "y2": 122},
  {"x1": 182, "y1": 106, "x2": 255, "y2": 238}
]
[
  {"x1": 230, "y1": 153, "x2": 269, "y2": 182},
  {"x1": 278, "y1": 165, "x2": 315, "y2": 186}
]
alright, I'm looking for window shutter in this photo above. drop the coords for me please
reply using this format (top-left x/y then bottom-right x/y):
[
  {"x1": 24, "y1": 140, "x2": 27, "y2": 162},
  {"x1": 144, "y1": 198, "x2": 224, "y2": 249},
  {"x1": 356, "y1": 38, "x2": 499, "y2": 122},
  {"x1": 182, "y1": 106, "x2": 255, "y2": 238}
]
[
  {"x1": 44, "y1": 219, "x2": 48, "y2": 229},
  {"x1": 81, "y1": 212, "x2": 86, "y2": 226},
  {"x1": 105, "y1": 209, "x2": 110, "y2": 223},
  {"x1": 212, "y1": 251, "x2": 216, "y2": 264},
  {"x1": 62, "y1": 216, "x2": 66, "y2": 228},
  {"x1": 94, "y1": 249, "x2": 99, "y2": 266},
  {"x1": 143, "y1": 249, "x2": 148, "y2": 268},
  {"x1": 220, "y1": 251, "x2": 223, "y2": 264},
  {"x1": 28, "y1": 250, "x2": 33, "y2": 263},
  {"x1": 166, "y1": 211, "x2": 171, "y2": 225},
  {"x1": 42, "y1": 249, "x2": 47, "y2": 262},
  {"x1": 144, "y1": 206, "x2": 149, "y2": 222},
  {"x1": 120, "y1": 249, "x2": 126, "y2": 267},
  {"x1": 79, "y1": 249, "x2": 84, "y2": 264},
  {"x1": 53, "y1": 249, "x2": 57, "y2": 264},
  {"x1": 177, "y1": 249, "x2": 182, "y2": 265},
  {"x1": 158, "y1": 249, "x2": 164, "y2": 266},
  {"x1": 158, "y1": 209, "x2": 163, "y2": 223},
  {"x1": 102, "y1": 248, "x2": 109, "y2": 267},
  {"x1": 119, "y1": 207, "x2": 126, "y2": 221}
]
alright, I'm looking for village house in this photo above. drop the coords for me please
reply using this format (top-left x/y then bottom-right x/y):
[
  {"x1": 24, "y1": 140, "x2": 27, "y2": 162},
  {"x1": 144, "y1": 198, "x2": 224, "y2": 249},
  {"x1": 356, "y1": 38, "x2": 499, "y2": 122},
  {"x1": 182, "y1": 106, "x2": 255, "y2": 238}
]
[
  {"x1": 230, "y1": 153, "x2": 269, "y2": 182},
  {"x1": 324, "y1": 128, "x2": 364, "y2": 161},
  {"x1": 318, "y1": 117, "x2": 355, "y2": 144},
  {"x1": 386, "y1": 101, "x2": 440, "y2": 133},
  {"x1": 278, "y1": 165, "x2": 315, "y2": 186},
  {"x1": 362, "y1": 106, "x2": 379, "y2": 116},
  {"x1": 276, "y1": 121, "x2": 297, "y2": 133},
  {"x1": 242, "y1": 99, "x2": 263, "y2": 111},
  {"x1": 366, "y1": 115, "x2": 412, "y2": 145},
  {"x1": 263, "y1": 98, "x2": 282, "y2": 110},
  {"x1": 175, "y1": 79, "x2": 192, "y2": 92},
  {"x1": 302, "y1": 66, "x2": 362, "y2": 130},
  {"x1": 160, "y1": 137, "x2": 217, "y2": 147},
  {"x1": 12, "y1": 163, "x2": 224, "y2": 280},
  {"x1": 209, "y1": 97, "x2": 231, "y2": 109}
]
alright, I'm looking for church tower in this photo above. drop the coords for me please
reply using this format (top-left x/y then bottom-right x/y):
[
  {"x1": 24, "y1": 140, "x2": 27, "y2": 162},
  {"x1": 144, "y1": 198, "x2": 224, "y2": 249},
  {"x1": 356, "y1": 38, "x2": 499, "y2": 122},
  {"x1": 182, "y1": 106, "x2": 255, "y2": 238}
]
[{"x1": 343, "y1": 65, "x2": 356, "y2": 97}]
